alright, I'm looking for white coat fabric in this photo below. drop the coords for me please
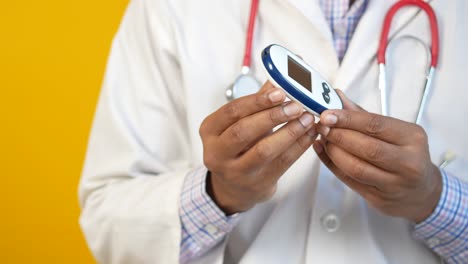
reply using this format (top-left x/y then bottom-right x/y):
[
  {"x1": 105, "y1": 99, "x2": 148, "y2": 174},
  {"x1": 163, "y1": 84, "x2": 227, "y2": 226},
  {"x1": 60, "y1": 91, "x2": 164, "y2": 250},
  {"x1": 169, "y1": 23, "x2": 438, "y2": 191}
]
[{"x1": 79, "y1": 0, "x2": 468, "y2": 263}]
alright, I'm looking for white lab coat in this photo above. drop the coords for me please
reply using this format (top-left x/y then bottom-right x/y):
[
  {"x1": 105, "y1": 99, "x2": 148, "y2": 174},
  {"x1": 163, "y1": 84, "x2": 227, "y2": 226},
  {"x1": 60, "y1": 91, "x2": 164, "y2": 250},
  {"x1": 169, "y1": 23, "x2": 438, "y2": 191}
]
[{"x1": 79, "y1": 0, "x2": 468, "y2": 263}]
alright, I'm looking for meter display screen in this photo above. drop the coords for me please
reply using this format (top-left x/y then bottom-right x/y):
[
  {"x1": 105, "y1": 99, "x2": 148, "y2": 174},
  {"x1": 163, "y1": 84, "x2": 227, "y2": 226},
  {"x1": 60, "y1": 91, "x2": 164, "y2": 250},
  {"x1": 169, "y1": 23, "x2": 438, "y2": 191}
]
[{"x1": 287, "y1": 56, "x2": 312, "y2": 92}]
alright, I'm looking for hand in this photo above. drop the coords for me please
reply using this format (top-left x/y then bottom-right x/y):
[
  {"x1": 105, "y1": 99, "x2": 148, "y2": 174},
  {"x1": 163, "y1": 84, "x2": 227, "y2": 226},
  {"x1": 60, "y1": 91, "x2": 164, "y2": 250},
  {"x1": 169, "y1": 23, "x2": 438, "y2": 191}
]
[
  {"x1": 200, "y1": 82, "x2": 317, "y2": 214},
  {"x1": 314, "y1": 90, "x2": 442, "y2": 223}
]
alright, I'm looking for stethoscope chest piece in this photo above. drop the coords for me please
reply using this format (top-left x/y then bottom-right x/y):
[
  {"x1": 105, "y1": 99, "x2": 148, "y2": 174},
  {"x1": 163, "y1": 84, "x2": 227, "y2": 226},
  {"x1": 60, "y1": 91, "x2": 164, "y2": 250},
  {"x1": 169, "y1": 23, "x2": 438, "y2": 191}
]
[
  {"x1": 226, "y1": 0, "x2": 261, "y2": 102},
  {"x1": 226, "y1": 72, "x2": 261, "y2": 101}
]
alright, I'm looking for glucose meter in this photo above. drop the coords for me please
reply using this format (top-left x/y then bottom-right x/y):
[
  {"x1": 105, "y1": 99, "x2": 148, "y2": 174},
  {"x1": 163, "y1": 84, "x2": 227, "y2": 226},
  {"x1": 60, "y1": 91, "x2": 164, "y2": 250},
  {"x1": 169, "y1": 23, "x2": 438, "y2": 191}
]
[{"x1": 261, "y1": 44, "x2": 343, "y2": 116}]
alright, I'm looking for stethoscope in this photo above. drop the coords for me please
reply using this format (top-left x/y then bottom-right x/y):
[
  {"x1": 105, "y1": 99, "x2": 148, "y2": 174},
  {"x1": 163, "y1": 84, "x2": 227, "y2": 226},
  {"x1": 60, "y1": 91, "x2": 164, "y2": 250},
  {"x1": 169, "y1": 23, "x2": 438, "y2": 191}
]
[
  {"x1": 378, "y1": 0, "x2": 439, "y2": 125},
  {"x1": 227, "y1": 0, "x2": 455, "y2": 169},
  {"x1": 225, "y1": 0, "x2": 261, "y2": 101},
  {"x1": 378, "y1": 1, "x2": 455, "y2": 173}
]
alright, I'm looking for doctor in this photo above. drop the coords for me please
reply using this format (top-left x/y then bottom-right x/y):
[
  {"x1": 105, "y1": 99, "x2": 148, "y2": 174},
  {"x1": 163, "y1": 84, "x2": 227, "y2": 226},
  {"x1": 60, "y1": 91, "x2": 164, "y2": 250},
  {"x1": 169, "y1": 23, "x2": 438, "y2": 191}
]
[{"x1": 79, "y1": 0, "x2": 468, "y2": 263}]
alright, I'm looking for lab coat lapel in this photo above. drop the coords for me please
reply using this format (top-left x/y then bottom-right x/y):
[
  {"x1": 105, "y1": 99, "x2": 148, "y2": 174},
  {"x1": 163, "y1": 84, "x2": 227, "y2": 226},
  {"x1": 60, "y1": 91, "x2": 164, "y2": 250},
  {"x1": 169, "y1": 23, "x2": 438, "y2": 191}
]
[
  {"x1": 336, "y1": 0, "x2": 434, "y2": 91},
  {"x1": 286, "y1": 0, "x2": 333, "y2": 47},
  {"x1": 286, "y1": 0, "x2": 341, "y2": 78}
]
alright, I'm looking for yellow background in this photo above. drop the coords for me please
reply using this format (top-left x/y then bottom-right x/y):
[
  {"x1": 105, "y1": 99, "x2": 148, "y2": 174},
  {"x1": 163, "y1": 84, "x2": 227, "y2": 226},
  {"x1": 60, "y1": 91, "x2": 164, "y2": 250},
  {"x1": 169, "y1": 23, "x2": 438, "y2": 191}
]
[{"x1": 1, "y1": 1, "x2": 129, "y2": 262}]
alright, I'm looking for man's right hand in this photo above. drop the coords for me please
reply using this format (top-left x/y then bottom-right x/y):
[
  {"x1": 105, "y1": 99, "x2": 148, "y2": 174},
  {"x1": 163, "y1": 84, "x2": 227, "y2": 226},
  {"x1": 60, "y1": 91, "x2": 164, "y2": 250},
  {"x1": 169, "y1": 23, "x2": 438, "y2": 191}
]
[{"x1": 199, "y1": 81, "x2": 318, "y2": 215}]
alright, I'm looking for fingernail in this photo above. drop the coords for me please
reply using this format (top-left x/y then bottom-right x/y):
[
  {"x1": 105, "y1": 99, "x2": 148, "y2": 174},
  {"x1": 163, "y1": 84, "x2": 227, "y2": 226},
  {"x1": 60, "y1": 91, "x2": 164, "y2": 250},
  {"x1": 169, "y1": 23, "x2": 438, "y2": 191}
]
[
  {"x1": 307, "y1": 126, "x2": 316, "y2": 137},
  {"x1": 318, "y1": 125, "x2": 330, "y2": 136},
  {"x1": 268, "y1": 90, "x2": 284, "y2": 103},
  {"x1": 299, "y1": 113, "x2": 314, "y2": 127},
  {"x1": 314, "y1": 141, "x2": 323, "y2": 154},
  {"x1": 283, "y1": 103, "x2": 302, "y2": 117},
  {"x1": 322, "y1": 113, "x2": 337, "y2": 125}
]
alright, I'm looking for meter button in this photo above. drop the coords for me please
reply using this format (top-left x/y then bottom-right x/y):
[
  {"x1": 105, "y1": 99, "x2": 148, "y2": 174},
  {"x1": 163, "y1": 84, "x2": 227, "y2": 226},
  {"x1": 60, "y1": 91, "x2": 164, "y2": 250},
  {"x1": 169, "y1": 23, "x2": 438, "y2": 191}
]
[{"x1": 322, "y1": 82, "x2": 331, "y2": 104}]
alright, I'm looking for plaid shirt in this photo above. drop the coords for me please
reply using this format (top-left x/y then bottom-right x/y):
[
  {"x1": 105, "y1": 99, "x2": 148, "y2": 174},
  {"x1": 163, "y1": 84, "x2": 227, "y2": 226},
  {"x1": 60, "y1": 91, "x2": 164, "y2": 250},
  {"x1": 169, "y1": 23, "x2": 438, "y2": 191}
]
[
  {"x1": 179, "y1": 1, "x2": 468, "y2": 263},
  {"x1": 320, "y1": 0, "x2": 369, "y2": 61},
  {"x1": 179, "y1": 166, "x2": 241, "y2": 262},
  {"x1": 414, "y1": 170, "x2": 468, "y2": 262}
]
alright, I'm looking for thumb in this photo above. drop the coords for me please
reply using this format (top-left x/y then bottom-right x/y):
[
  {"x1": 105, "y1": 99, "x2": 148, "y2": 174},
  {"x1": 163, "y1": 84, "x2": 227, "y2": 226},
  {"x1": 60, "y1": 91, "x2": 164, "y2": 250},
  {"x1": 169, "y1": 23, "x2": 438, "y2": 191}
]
[{"x1": 335, "y1": 89, "x2": 366, "y2": 112}]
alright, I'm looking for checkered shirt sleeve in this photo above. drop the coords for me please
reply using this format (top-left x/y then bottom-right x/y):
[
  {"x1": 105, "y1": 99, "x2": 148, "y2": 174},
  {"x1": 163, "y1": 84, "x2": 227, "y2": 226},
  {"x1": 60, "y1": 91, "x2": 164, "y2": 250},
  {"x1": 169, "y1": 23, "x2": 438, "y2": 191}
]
[
  {"x1": 413, "y1": 170, "x2": 468, "y2": 263},
  {"x1": 179, "y1": 166, "x2": 241, "y2": 263}
]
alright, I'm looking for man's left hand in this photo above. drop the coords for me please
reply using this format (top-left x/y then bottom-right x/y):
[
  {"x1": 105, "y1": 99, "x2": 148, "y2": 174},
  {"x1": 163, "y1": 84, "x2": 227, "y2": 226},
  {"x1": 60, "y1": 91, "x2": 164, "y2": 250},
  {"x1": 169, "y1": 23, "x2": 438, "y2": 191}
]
[{"x1": 315, "y1": 91, "x2": 442, "y2": 223}]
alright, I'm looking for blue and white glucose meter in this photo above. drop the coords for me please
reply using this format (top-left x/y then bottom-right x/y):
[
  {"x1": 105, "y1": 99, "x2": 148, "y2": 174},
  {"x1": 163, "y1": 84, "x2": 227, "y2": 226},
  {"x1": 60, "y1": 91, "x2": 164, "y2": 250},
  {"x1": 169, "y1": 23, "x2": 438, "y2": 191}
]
[{"x1": 262, "y1": 44, "x2": 343, "y2": 116}]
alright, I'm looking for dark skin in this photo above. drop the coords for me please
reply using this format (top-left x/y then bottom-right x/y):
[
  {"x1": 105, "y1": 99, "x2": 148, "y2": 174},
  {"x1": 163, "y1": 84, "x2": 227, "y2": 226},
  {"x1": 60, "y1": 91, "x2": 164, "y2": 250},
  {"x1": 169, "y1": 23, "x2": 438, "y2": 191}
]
[
  {"x1": 200, "y1": 82, "x2": 317, "y2": 214},
  {"x1": 201, "y1": 1, "x2": 362, "y2": 215},
  {"x1": 200, "y1": 84, "x2": 441, "y2": 223},
  {"x1": 314, "y1": 90, "x2": 442, "y2": 223}
]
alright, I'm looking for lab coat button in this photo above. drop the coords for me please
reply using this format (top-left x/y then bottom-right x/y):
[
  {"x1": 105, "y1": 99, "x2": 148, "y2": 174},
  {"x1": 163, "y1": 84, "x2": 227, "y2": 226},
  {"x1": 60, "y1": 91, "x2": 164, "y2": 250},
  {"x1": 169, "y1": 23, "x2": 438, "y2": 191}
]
[
  {"x1": 427, "y1": 237, "x2": 440, "y2": 247},
  {"x1": 204, "y1": 224, "x2": 219, "y2": 235},
  {"x1": 321, "y1": 213, "x2": 340, "y2": 232}
]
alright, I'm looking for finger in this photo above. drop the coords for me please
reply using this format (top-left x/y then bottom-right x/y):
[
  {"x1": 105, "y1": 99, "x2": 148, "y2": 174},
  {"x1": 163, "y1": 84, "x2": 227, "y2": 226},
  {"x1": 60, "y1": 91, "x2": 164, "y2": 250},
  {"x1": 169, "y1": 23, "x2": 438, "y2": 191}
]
[
  {"x1": 313, "y1": 140, "x2": 375, "y2": 196},
  {"x1": 335, "y1": 89, "x2": 366, "y2": 112},
  {"x1": 317, "y1": 125, "x2": 403, "y2": 172},
  {"x1": 201, "y1": 81, "x2": 286, "y2": 136},
  {"x1": 261, "y1": 127, "x2": 318, "y2": 184},
  {"x1": 220, "y1": 101, "x2": 304, "y2": 157},
  {"x1": 238, "y1": 113, "x2": 315, "y2": 168},
  {"x1": 324, "y1": 142, "x2": 396, "y2": 188},
  {"x1": 314, "y1": 139, "x2": 340, "y2": 173},
  {"x1": 319, "y1": 110, "x2": 418, "y2": 145}
]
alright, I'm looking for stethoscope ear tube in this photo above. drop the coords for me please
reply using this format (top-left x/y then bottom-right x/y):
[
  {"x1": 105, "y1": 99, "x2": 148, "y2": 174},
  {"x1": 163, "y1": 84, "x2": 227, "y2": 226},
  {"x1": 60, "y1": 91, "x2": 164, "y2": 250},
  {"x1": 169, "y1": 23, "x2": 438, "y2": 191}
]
[
  {"x1": 377, "y1": 0, "x2": 440, "y2": 124},
  {"x1": 377, "y1": 0, "x2": 439, "y2": 67},
  {"x1": 242, "y1": 0, "x2": 260, "y2": 70},
  {"x1": 378, "y1": 63, "x2": 388, "y2": 116},
  {"x1": 226, "y1": 0, "x2": 260, "y2": 101},
  {"x1": 415, "y1": 66, "x2": 435, "y2": 124}
]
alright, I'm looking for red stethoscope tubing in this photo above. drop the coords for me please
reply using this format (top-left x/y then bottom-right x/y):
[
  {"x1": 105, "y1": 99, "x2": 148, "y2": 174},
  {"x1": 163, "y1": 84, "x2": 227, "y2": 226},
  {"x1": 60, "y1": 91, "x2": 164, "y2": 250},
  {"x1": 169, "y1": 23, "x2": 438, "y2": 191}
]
[
  {"x1": 377, "y1": 0, "x2": 439, "y2": 67},
  {"x1": 242, "y1": 0, "x2": 260, "y2": 69},
  {"x1": 245, "y1": 0, "x2": 439, "y2": 67}
]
